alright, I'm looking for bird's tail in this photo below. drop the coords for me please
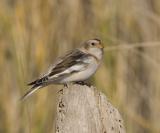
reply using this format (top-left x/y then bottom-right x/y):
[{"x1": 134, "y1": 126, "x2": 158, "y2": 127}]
[
  {"x1": 20, "y1": 85, "x2": 42, "y2": 101},
  {"x1": 20, "y1": 77, "x2": 47, "y2": 101}
]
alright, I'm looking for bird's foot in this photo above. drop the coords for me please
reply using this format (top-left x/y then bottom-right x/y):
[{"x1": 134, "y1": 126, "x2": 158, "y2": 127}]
[{"x1": 75, "y1": 81, "x2": 91, "y2": 87}]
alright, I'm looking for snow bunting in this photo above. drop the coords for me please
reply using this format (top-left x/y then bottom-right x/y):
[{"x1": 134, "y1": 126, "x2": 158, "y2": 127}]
[{"x1": 21, "y1": 38, "x2": 104, "y2": 100}]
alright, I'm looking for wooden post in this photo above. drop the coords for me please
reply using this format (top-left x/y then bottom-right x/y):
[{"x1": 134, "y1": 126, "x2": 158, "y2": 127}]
[{"x1": 55, "y1": 84, "x2": 126, "y2": 133}]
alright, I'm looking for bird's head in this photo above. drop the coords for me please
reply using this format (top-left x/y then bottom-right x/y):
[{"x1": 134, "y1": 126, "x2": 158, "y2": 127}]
[{"x1": 81, "y1": 38, "x2": 104, "y2": 59}]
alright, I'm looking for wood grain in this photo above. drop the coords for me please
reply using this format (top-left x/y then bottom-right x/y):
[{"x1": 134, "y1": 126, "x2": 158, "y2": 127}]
[{"x1": 55, "y1": 84, "x2": 126, "y2": 133}]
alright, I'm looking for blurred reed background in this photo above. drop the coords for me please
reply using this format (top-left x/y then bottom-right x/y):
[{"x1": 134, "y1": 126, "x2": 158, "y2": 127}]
[{"x1": 0, "y1": 0, "x2": 160, "y2": 133}]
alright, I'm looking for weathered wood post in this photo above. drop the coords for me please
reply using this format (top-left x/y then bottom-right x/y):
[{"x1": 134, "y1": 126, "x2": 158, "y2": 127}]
[{"x1": 55, "y1": 84, "x2": 126, "y2": 133}]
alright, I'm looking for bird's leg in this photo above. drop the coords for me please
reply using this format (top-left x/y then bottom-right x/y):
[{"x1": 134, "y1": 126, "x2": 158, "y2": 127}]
[{"x1": 64, "y1": 83, "x2": 69, "y2": 88}]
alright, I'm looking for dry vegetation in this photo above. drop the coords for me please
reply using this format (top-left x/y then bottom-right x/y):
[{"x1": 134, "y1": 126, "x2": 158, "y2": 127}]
[{"x1": 0, "y1": 0, "x2": 160, "y2": 133}]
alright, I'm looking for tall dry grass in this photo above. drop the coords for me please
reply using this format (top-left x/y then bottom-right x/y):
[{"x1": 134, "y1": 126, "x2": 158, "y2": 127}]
[{"x1": 0, "y1": 0, "x2": 160, "y2": 133}]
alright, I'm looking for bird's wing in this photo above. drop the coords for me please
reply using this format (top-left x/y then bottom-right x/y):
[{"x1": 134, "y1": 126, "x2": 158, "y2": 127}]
[
  {"x1": 29, "y1": 49, "x2": 90, "y2": 86},
  {"x1": 46, "y1": 49, "x2": 90, "y2": 80}
]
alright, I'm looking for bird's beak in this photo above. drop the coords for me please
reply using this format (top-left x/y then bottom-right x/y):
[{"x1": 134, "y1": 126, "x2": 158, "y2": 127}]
[{"x1": 97, "y1": 44, "x2": 104, "y2": 49}]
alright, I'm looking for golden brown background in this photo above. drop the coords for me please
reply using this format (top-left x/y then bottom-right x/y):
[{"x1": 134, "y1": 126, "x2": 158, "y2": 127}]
[{"x1": 0, "y1": 0, "x2": 160, "y2": 133}]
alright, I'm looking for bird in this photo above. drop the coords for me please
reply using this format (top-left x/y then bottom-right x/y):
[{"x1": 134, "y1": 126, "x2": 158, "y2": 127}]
[{"x1": 20, "y1": 38, "x2": 104, "y2": 100}]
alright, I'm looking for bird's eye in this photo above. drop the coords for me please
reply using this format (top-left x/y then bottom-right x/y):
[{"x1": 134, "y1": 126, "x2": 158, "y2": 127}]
[{"x1": 91, "y1": 42, "x2": 95, "y2": 46}]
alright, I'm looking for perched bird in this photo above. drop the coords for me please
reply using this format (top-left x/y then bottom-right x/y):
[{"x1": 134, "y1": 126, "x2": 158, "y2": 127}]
[{"x1": 21, "y1": 38, "x2": 104, "y2": 100}]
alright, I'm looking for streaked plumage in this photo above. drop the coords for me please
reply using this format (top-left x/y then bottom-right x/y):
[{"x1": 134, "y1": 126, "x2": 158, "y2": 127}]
[{"x1": 21, "y1": 38, "x2": 104, "y2": 100}]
